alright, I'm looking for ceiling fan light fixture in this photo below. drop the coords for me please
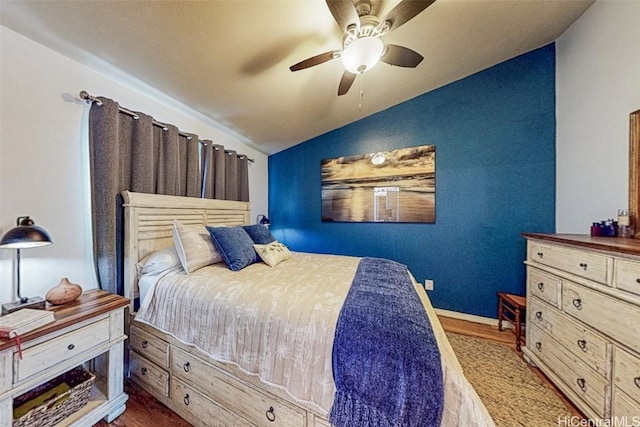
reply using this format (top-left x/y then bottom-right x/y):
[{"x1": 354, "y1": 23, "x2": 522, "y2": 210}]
[
  {"x1": 341, "y1": 36, "x2": 384, "y2": 74},
  {"x1": 370, "y1": 152, "x2": 386, "y2": 165}
]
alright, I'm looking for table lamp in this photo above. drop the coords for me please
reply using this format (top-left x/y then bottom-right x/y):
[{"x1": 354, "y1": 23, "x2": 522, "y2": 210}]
[
  {"x1": 257, "y1": 215, "x2": 270, "y2": 227},
  {"x1": 0, "y1": 216, "x2": 53, "y2": 314}
]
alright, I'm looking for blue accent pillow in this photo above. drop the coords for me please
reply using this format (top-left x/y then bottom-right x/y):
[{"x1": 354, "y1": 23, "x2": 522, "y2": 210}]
[
  {"x1": 242, "y1": 224, "x2": 275, "y2": 244},
  {"x1": 206, "y1": 226, "x2": 257, "y2": 271}
]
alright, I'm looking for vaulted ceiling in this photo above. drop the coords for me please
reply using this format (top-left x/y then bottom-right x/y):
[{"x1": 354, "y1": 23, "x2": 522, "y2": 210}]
[{"x1": 0, "y1": 0, "x2": 593, "y2": 154}]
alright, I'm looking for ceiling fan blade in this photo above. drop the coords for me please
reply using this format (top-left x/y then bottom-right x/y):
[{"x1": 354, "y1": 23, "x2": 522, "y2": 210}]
[
  {"x1": 382, "y1": 0, "x2": 435, "y2": 32},
  {"x1": 290, "y1": 50, "x2": 339, "y2": 72},
  {"x1": 338, "y1": 71, "x2": 357, "y2": 96},
  {"x1": 381, "y1": 44, "x2": 423, "y2": 68},
  {"x1": 326, "y1": 0, "x2": 360, "y2": 33}
]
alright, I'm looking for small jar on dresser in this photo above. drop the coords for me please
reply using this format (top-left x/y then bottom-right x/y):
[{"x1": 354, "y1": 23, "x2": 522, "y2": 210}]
[{"x1": 522, "y1": 233, "x2": 640, "y2": 421}]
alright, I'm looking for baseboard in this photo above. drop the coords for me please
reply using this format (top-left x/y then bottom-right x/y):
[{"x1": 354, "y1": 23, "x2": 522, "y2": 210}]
[{"x1": 434, "y1": 308, "x2": 500, "y2": 327}]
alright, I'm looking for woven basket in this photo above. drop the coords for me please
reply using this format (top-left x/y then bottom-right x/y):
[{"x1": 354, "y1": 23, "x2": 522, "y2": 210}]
[{"x1": 13, "y1": 366, "x2": 95, "y2": 427}]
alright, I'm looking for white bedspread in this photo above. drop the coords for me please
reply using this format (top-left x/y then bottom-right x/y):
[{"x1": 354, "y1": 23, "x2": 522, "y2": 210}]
[
  {"x1": 135, "y1": 252, "x2": 494, "y2": 426},
  {"x1": 136, "y1": 252, "x2": 358, "y2": 412}
]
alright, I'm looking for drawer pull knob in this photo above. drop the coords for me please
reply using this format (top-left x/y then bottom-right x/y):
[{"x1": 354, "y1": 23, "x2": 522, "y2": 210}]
[
  {"x1": 537, "y1": 252, "x2": 544, "y2": 258},
  {"x1": 572, "y1": 298, "x2": 582, "y2": 310},
  {"x1": 577, "y1": 340, "x2": 587, "y2": 351},
  {"x1": 535, "y1": 311, "x2": 543, "y2": 320},
  {"x1": 183, "y1": 394, "x2": 190, "y2": 406},
  {"x1": 266, "y1": 406, "x2": 276, "y2": 422},
  {"x1": 535, "y1": 342, "x2": 542, "y2": 351},
  {"x1": 634, "y1": 377, "x2": 640, "y2": 389},
  {"x1": 636, "y1": 278, "x2": 640, "y2": 284},
  {"x1": 183, "y1": 362, "x2": 190, "y2": 373},
  {"x1": 141, "y1": 340, "x2": 148, "y2": 349},
  {"x1": 141, "y1": 367, "x2": 147, "y2": 376},
  {"x1": 67, "y1": 344, "x2": 75, "y2": 351},
  {"x1": 577, "y1": 378, "x2": 586, "y2": 391},
  {"x1": 537, "y1": 282, "x2": 544, "y2": 291},
  {"x1": 579, "y1": 262, "x2": 588, "y2": 270}
]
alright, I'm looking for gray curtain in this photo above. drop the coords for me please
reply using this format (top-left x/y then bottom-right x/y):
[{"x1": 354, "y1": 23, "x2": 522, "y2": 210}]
[
  {"x1": 200, "y1": 143, "x2": 249, "y2": 202},
  {"x1": 238, "y1": 155, "x2": 250, "y2": 202},
  {"x1": 225, "y1": 149, "x2": 238, "y2": 201},
  {"x1": 88, "y1": 96, "x2": 246, "y2": 295},
  {"x1": 201, "y1": 142, "x2": 227, "y2": 199}
]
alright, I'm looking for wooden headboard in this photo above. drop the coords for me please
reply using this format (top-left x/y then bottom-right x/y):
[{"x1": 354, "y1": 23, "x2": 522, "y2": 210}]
[{"x1": 122, "y1": 191, "x2": 251, "y2": 309}]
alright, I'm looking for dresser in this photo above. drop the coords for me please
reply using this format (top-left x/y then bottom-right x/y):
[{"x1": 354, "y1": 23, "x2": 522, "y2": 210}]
[
  {"x1": 523, "y1": 233, "x2": 640, "y2": 420},
  {"x1": 0, "y1": 290, "x2": 129, "y2": 426}
]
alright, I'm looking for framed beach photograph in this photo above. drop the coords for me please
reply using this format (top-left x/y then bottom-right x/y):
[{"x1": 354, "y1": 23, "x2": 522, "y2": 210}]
[{"x1": 321, "y1": 145, "x2": 435, "y2": 223}]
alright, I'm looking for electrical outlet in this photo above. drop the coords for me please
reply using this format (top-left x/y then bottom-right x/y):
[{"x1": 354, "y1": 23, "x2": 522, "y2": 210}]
[{"x1": 424, "y1": 279, "x2": 434, "y2": 290}]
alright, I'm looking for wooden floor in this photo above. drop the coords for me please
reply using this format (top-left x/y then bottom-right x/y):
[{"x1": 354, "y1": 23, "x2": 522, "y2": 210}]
[{"x1": 95, "y1": 316, "x2": 582, "y2": 426}]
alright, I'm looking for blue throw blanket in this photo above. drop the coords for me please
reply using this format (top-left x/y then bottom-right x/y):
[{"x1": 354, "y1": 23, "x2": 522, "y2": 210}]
[{"x1": 329, "y1": 257, "x2": 443, "y2": 427}]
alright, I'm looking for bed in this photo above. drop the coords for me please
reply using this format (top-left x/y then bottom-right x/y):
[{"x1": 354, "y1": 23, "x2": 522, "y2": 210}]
[{"x1": 122, "y1": 190, "x2": 495, "y2": 427}]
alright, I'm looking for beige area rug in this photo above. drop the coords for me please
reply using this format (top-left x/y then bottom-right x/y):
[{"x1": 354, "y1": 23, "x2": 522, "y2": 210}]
[{"x1": 447, "y1": 332, "x2": 573, "y2": 427}]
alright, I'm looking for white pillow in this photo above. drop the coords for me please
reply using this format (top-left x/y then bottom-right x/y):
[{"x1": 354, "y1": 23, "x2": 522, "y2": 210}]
[
  {"x1": 173, "y1": 220, "x2": 223, "y2": 273},
  {"x1": 253, "y1": 241, "x2": 292, "y2": 267},
  {"x1": 136, "y1": 245, "x2": 181, "y2": 276}
]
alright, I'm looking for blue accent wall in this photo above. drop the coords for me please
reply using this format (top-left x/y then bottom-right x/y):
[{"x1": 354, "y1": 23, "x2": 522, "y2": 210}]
[{"x1": 268, "y1": 44, "x2": 556, "y2": 318}]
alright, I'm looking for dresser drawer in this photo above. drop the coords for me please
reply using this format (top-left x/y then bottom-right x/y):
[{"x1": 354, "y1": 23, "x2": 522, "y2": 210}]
[
  {"x1": 528, "y1": 325, "x2": 608, "y2": 417},
  {"x1": 172, "y1": 347, "x2": 306, "y2": 427},
  {"x1": 528, "y1": 267, "x2": 562, "y2": 307},
  {"x1": 15, "y1": 318, "x2": 110, "y2": 383},
  {"x1": 563, "y1": 281, "x2": 640, "y2": 354},
  {"x1": 614, "y1": 258, "x2": 640, "y2": 297},
  {"x1": 130, "y1": 323, "x2": 169, "y2": 369},
  {"x1": 171, "y1": 377, "x2": 256, "y2": 427},
  {"x1": 130, "y1": 350, "x2": 169, "y2": 397},
  {"x1": 613, "y1": 347, "x2": 640, "y2": 403},
  {"x1": 528, "y1": 299, "x2": 609, "y2": 377},
  {"x1": 529, "y1": 241, "x2": 610, "y2": 284}
]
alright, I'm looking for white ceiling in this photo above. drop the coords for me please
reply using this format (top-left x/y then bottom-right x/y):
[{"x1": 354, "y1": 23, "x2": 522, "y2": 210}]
[{"x1": 0, "y1": 0, "x2": 593, "y2": 155}]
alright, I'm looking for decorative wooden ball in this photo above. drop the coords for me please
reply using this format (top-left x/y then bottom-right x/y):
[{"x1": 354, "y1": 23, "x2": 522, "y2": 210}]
[{"x1": 46, "y1": 277, "x2": 83, "y2": 305}]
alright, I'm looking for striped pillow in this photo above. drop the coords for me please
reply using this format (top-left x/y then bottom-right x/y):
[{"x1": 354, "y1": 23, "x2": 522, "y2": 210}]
[{"x1": 173, "y1": 220, "x2": 223, "y2": 273}]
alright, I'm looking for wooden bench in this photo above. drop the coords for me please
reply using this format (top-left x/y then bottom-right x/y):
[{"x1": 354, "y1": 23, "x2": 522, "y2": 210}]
[{"x1": 497, "y1": 292, "x2": 526, "y2": 351}]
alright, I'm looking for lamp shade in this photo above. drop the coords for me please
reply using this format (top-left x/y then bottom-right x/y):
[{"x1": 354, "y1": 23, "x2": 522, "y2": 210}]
[
  {"x1": 258, "y1": 215, "x2": 271, "y2": 226},
  {"x1": 0, "y1": 216, "x2": 53, "y2": 249},
  {"x1": 341, "y1": 36, "x2": 384, "y2": 74}
]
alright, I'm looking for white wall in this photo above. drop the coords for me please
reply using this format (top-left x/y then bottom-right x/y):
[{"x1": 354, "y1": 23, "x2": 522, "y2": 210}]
[
  {"x1": 0, "y1": 27, "x2": 268, "y2": 304},
  {"x1": 556, "y1": 0, "x2": 640, "y2": 233}
]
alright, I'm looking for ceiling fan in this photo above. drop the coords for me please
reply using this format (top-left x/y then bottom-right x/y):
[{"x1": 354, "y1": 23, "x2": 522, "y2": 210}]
[{"x1": 289, "y1": 0, "x2": 435, "y2": 96}]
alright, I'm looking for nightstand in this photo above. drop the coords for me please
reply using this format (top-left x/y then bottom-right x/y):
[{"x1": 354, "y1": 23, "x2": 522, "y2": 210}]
[{"x1": 0, "y1": 290, "x2": 129, "y2": 426}]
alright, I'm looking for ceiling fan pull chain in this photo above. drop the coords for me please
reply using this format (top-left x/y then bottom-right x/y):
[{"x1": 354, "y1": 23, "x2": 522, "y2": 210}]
[{"x1": 359, "y1": 74, "x2": 365, "y2": 110}]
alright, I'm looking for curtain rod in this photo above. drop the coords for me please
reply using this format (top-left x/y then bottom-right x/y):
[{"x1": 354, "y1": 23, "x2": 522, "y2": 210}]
[{"x1": 79, "y1": 90, "x2": 254, "y2": 163}]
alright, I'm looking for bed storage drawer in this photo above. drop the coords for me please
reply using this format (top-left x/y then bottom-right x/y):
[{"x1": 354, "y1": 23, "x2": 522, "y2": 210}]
[
  {"x1": 528, "y1": 241, "x2": 610, "y2": 284},
  {"x1": 528, "y1": 298, "x2": 609, "y2": 377},
  {"x1": 312, "y1": 416, "x2": 331, "y2": 427},
  {"x1": 130, "y1": 323, "x2": 169, "y2": 369},
  {"x1": 528, "y1": 268, "x2": 562, "y2": 307},
  {"x1": 613, "y1": 347, "x2": 640, "y2": 403},
  {"x1": 14, "y1": 318, "x2": 110, "y2": 383},
  {"x1": 612, "y1": 388, "x2": 640, "y2": 419},
  {"x1": 130, "y1": 350, "x2": 169, "y2": 397},
  {"x1": 172, "y1": 347, "x2": 307, "y2": 427},
  {"x1": 170, "y1": 377, "x2": 256, "y2": 427},
  {"x1": 528, "y1": 325, "x2": 608, "y2": 417},
  {"x1": 562, "y1": 281, "x2": 640, "y2": 355}
]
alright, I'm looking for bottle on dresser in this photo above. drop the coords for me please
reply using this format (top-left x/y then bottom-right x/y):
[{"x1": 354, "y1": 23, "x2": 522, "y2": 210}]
[{"x1": 617, "y1": 209, "x2": 632, "y2": 238}]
